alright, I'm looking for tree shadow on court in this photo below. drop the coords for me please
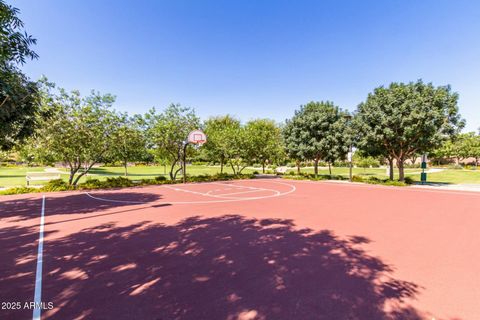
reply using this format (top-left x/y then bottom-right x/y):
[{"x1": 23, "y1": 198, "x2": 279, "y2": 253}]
[
  {"x1": 0, "y1": 192, "x2": 163, "y2": 222},
  {"x1": 0, "y1": 225, "x2": 57, "y2": 319},
  {"x1": 39, "y1": 215, "x2": 428, "y2": 320}
]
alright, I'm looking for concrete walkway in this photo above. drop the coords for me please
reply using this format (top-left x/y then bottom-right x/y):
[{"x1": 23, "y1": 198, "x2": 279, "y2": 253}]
[{"x1": 412, "y1": 183, "x2": 480, "y2": 193}]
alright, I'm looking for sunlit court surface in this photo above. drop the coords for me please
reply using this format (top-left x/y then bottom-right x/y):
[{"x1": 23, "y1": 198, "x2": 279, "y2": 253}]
[{"x1": 1, "y1": 178, "x2": 479, "y2": 320}]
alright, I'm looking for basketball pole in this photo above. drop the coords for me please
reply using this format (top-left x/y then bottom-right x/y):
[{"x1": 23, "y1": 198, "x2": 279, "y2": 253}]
[
  {"x1": 184, "y1": 129, "x2": 207, "y2": 184},
  {"x1": 183, "y1": 140, "x2": 188, "y2": 184}
]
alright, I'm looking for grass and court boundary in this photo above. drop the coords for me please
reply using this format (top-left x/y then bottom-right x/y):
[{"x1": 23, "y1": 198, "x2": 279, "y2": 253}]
[
  {"x1": 0, "y1": 173, "x2": 255, "y2": 196},
  {"x1": 0, "y1": 171, "x2": 414, "y2": 196},
  {"x1": 282, "y1": 172, "x2": 414, "y2": 186},
  {"x1": 3, "y1": 164, "x2": 480, "y2": 195}
]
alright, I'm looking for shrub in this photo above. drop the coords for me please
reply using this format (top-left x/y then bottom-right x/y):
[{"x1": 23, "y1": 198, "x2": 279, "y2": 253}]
[
  {"x1": 42, "y1": 179, "x2": 72, "y2": 192},
  {"x1": 404, "y1": 163, "x2": 421, "y2": 168},
  {"x1": 0, "y1": 172, "x2": 254, "y2": 196},
  {"x1": 192, "y1": 161, "x2": 208, "y2": 165},
  {"x1": 351, "y1": 175, "x2": 408, "y2": 186},
  {"x1": 0, "y1": 186, "x2": 37, "y2": 195},
  {"x1": 78, "y1": 179, "x2": 104, "y2": 190},
  {"x1": 447, "y1": 164, "x2": 463, "y2": 170},
  {"x1": 403, "y1": 176, "x2": 414, "y2": 185},
  {"x1": 356, "y1": 156, "x2": 380, "y2": 169}
]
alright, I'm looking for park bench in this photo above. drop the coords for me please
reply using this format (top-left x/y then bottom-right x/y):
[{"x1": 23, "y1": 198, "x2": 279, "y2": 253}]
[
  {"x1": 275, "y1": 166, "x2": 288, "y2": 174},
  {"x1": 26, "y1": 172, "x2": 61, "y2": 186}
]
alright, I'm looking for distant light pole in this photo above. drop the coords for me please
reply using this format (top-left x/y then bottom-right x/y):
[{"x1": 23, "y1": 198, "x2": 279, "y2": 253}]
[{"x1": 344, "y1": 114, "x2": 353, "y2": 182}]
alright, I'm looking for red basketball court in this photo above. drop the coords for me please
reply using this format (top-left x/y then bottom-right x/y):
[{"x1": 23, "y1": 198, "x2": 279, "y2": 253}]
[{"x1": 1, "y1": 178, "x2": 479, "y2": 320}]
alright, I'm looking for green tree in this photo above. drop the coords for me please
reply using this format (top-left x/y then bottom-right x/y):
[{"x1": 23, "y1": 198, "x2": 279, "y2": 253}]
[
  {"x1": 244, "y1": 119, "x2": 284, "y2": 173},
  {"x1": 224, "y1": 125, "x2": 250, "y2": 175},
  {"x1": 471, "y1": 135, "x2": 480, "y2": 167},
  {"x1": 203, "y1": 115, "x2": 241, "y2": 173},
  {"x1": 353, "y1": 153, "x2": 380, "y2": 171},
  {"x1": 34, "y1": 81, "x2": 118, "y2": 185},
  {"x1": 0, "y1": 1, "x2": 38, "y2": 65},
  {"x1": 283, "y1": 101, "x2": 350, "y2": 177},
  {"x1": 452, "y1": 132, "x2": 480, "y2": 167},
  {"x1": 0, "y1": 1, "x2": 41, "y2": 150},
  {"x1": 145, "y1": 104, "x2": 200, "y2": 180},
  {"x1": 354, "y1": 80, "x2": 464, "y2": 181},
  {"x1": 283, "y1": 124, "x2": 304, "y2": 175},
  {"x1": 430, "y1": 139, "x2": 455, "y2": 165},
  {"x1": 109, "y1": 113, "x2": 146, "y2": 176}
]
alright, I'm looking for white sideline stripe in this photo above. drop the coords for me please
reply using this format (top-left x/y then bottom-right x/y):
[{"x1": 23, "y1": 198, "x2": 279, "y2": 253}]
[{"x1": 32, "y1": 195, "x2": 46, "y2": 320}]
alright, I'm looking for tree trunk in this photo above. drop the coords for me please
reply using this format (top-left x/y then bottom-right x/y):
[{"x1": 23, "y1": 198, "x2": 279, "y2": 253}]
[
  {"x1": 230, "y1": 162, "x2": 237, "y2": 175},
  {"x1": 314, "y1": 158, "x2": 319, "y2": 177},
  {"x1": 173, "y1": 166, "x2": 183, "y2": 180},
  {"x1": 296, "y1": 160, "x2": 301, "y2": 175},
  {"x1": 398, "y1": 158, "x2": 405, "y2": 181},
  {"x1": 388, "y1": 157, "x2": 394, "y2": 180},
  {"x1": 169, "y1": 160, "x2": 177, "y2": 180},
  {"x1": 68, "y1": 162, "x2": 81, "y2": 185},
  {"x1": 72, "y1": 162, "x2": 96, "y2": 186},
  {"x1": 220, "y1": 158, "x2": 224, "y2": 174},
  {"x1": 68, "y1": 169, "x2": 75, "y2": 185},
  {"x1": 328, "y1": 162, "x2": 332, "y2": 175},
  {"x1": 124, "y1": 159, "x2": 128, "y2": 177},
  {"x1": 262, "y1": 161, "x2": 265, "y2": 173},
  {"x1": 410, "y1": 155, "x2": 417, "y2": 165}
]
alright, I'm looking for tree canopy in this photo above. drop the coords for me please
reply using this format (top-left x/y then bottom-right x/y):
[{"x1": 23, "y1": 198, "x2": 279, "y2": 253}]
[
  {"x1": 32, "y1": 80, "x2": 118, "y2": 185},
  {"x1": 109, "y1": 113, "x2": 147, "y2": 176},
  {"x1": 283, "y1": 101, "x2": 350, "y2": 176},
  {"x1": 354, "y1": 80, "x2": 464, "y2": 180},
  {"x1": 0, "y1": 1, "x2": 41, "y2": 151},
  {"x1": 145, "y1": 104, "x2": 200, "y2": 180},
  {"x1": 244, "y1": 119, "x2": 284, "y2": 173},
  {"x1": 203, "y1": 115, "x2": 242, "y2": 173}
]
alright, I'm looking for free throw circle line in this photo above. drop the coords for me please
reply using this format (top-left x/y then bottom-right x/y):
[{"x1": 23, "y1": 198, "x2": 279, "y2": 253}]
[{"x1": 84, "y1": 180, "x2": 296, "y2": 205}]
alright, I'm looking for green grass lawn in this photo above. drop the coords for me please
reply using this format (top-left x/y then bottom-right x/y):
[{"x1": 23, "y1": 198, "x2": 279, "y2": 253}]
[
  {"x1": 407, "y1": 169, "x2": 480, "y2": 184},
  {"x1": 287, "y1": 167, "x2": 480, "y2": 184},
  {"x1": 0, "y1": 165, "x2": 255, "y2": 187},
  {"x1": 1, "y1": 165, "x2": 479, "y2": 187},
  {"x1": 287, "y1": 167, "x2": 416, "y2": 179}
]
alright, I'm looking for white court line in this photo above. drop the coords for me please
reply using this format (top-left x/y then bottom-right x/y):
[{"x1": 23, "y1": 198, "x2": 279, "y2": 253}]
[
  {"x1": 32, "y1": 195, "x2": 46, "y2": 320},
  {"x1": 85, "y1": 180, "x2": 296, "y2": 205},
  {"x1": 210, "y1": 189, "x2": 276, "y2": 197},
  {"x1": 211, "y1": 182, "x2": 279, "y2": 193},
  {"x1": 162, "y1": 184, "x2": 245, "y2": 200},
  {"x1": 286, "y1": 178, "x2": 480, "y2": 196}
]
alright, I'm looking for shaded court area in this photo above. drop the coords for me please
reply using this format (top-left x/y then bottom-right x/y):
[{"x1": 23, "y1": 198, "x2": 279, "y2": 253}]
[{"x1": 1, "y1": 179, "x2": 480, "y2": 320}]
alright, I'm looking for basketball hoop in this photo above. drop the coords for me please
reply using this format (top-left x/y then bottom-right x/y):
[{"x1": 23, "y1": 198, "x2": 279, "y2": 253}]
[
  {"x1": 182, "y1": 130, "x2": 207, "y2": 184},
  {"x1": 187, "y1": 129, "x2": 207, "y2": 146}
]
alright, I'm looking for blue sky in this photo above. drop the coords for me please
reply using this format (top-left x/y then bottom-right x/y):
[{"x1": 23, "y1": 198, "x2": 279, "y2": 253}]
[{"x1": 13, "y1": 0, "x2": 480, "y2": 131}]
